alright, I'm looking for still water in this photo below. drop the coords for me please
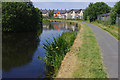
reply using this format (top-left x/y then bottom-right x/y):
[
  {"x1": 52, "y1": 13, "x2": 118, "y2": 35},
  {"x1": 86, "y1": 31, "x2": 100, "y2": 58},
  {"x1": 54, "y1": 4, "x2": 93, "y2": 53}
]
[{"x1": 2, "y1": 22, "x2": 78, "y2": 78}]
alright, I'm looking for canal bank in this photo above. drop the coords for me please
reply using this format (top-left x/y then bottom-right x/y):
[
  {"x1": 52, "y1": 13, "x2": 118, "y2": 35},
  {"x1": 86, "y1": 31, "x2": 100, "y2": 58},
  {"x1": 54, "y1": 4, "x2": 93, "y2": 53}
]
[{"x1": 46, "y1": 19, "x2": 107, "y2": 78}]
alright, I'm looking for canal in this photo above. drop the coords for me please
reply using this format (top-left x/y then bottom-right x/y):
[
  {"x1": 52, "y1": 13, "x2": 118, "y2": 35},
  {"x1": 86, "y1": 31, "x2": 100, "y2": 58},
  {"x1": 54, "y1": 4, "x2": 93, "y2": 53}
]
[{"x1": 2, "y1": 22, "x2": 78, "y2": 78}]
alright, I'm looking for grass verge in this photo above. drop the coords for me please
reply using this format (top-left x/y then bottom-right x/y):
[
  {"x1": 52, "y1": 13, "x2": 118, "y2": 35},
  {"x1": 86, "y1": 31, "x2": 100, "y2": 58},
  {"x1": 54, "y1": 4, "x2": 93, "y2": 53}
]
[
  {"x1": 89, "y1": 21, "x2": 119, "y2": 40},
  {"x1": 73, "y1": 23, "x2": 107, "y2": 78}
]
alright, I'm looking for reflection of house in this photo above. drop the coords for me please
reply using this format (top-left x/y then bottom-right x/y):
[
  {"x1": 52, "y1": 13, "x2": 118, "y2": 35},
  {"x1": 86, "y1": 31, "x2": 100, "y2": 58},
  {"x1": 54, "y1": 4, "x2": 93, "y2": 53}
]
[
  {"x1": 41, "y1": 9, "x2": 84, "y2": 19},
  {"x1": 97, "y1": 13, "x2": 110, "y2": 21}
]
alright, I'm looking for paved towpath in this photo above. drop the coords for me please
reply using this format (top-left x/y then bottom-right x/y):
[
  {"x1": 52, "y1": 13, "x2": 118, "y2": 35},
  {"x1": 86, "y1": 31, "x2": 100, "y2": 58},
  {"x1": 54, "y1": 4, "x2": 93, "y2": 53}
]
[{"x1": 82, "y1": 22, "x2": 118, "y2": 78}]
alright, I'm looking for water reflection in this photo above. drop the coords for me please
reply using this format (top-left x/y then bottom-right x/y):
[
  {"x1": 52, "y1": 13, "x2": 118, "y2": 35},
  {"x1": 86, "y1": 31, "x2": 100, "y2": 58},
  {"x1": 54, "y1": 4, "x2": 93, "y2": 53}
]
[
  {"x1": 43, "y1": 22, "x2": 78, "y2": 31},
  {"x1": 2, "y1": 30, "x2": 43, "y2": 72}
]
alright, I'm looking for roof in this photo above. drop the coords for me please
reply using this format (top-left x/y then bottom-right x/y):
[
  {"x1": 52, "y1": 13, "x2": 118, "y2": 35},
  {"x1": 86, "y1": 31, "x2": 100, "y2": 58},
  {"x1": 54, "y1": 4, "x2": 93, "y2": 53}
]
[
  {"x1": 54, "y1": 10, "x2": 58, "y2": 14},
  {"x1": 59, "y1": 10, "x2": 67, "y2": 14},
  {"x1": 41, "y1": 9, "x2": 84, "y2": 14},
  {"x1": 98, "y1": 13, "x2": 110, "y2": 17},
  {"x1": 66, "y1": 9, "x2": 82, "y2": 13},
  {"x1": 41, "y1": 10, "x2": 48, "y2": 14}
]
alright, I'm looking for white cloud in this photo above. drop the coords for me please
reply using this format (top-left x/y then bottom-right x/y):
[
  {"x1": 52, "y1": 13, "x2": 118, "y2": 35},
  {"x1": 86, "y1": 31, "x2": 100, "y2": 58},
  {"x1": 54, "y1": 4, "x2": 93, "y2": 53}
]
[{"x1": 31, "y1": 0, "x2": 119, "y2": 2}]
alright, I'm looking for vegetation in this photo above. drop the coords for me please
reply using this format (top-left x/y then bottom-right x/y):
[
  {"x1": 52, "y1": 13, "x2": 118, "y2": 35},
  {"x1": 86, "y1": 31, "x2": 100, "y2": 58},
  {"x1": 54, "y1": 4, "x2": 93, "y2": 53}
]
[
  {"x1": 74, "y1": 23, "x2": 107, "y2": 78},
  {"x1": 40, "y1": 32, "x2": 76, "y2": 77},
  {"x1": 2, "y1": 2, "x2": 42, "y2": 32},
  {"x1": 89, "y1": 20, "x2": 119, "y2": 40},
  {"x1": 49, "y1": 10, "x2": 54, "y2": 18},
  {"x1": 84, "y1": 2, "x2": 111, "y2": 22},
  {"x1": 110, "y1": 1, "x2": 120, "y2": 24}
]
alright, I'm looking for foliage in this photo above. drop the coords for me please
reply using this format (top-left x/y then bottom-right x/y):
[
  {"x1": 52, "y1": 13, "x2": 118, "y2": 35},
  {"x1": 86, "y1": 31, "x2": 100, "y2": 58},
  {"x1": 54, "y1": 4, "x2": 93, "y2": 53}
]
[
  {"x1": 110, "y1": 1, "x2": 120, "y2": 24},
  {"x1": 49, "y1": 10, "x2": 54, "y2": 18},
  {"x1": 2, "y1": 2, "x2": 42, "y2": 32},
  {"x1": 41, "y1": 32, "x2": 76, "y2": 75},
  {"x1": 83, "y1": 8, "x2": 89, "y2": 20},
  {"x1": 84, "y1": 2, "x2": 111, "y2": 22}
]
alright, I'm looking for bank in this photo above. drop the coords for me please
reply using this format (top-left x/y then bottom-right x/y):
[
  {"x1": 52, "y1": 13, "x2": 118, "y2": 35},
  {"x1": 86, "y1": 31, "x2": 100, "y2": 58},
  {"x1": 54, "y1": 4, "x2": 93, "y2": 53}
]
[{"x1": 44, "y1": 19, "x2": 107, "y2": 78}]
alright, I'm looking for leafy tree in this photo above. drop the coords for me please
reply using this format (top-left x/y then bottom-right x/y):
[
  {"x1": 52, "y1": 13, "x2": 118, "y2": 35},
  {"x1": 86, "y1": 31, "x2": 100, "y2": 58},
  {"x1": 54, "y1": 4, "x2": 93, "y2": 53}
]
[
  {"x1": 83, "y1": 8, "x2": 89, "y2": 20},
  {"x1": 110, "y1": 1, "x2": 120, "y2": 24},
  {"x1": 84, "y1": 2, "x2": 111, "y2": 22},
  {"x1": 2, "y1": 2, "x2": 42, "y2": 32}
]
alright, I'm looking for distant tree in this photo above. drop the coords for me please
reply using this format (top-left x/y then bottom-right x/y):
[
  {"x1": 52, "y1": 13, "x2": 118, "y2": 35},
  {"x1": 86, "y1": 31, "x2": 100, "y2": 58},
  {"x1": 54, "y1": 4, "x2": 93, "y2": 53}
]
[
  {"x1": 2, "y1": 2, "x2": 42, "y2": 32},
  {"x1": 83, "y1": 8, "x2": 89, "y2": 20},
  {"x1": 83, "y1": 2, "x2": 111, "y2": 22},
  {"x1": 49, "y1": 10, "x2": 54, "y2": 18},
  {"x1": 110, "y1": 1, "x2": 120, "y2": 24}
]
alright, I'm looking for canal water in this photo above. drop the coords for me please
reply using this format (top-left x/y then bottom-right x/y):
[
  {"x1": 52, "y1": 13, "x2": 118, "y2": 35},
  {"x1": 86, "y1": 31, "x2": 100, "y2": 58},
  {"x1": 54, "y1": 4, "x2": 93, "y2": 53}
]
[{"x1": 2, "y1": 22, "x2": 78, "y2": 78}]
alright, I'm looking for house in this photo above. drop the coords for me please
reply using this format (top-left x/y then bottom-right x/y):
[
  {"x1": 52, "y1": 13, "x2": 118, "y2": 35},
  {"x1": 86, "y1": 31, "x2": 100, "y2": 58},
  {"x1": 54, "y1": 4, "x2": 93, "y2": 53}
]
[
  {"x1": 97, "y1": 13, "x2": 110, "y2": 21},
  {"x1": 58, "y1": 9, "x2": 67, "y2": 18},
  {"x1": 65, "y1": 9, "x2": 84, "y2": 19},
  {"x1": 68, "y1": 9, "x2": 81, "y2": 19},
  {"x1": 77, "y1": 9, "x2": 85, "y2": 19},
  {"x1": 41, "y1": 9, "x2": 49, "y2": 17},
  {"x1": 41, "y1": 9, "x2": 84, "y2": 19}
]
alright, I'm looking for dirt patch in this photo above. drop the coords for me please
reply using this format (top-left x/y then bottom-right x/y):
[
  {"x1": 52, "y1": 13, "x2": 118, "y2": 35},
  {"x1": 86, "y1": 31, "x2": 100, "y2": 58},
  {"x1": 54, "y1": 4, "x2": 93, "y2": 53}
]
[{"x1": 56, "y1": 23, "x2": 83, "y2": 78}]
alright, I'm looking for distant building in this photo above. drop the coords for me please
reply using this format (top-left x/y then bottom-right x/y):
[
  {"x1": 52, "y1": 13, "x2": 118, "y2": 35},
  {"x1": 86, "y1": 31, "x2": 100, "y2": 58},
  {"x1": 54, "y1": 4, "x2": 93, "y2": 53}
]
[
  {"x1": 40, "y1": 9, "x2": 84, "y2": 19},
  {"x1": 41, "y1": 9, "x2": 49, "y2": 17},
  {"x1": 97, "y1": 13, "x2": 110, "y2": 21},
  {"x1": 116, "y1": 14, "x2": 120, "y2": 26}
]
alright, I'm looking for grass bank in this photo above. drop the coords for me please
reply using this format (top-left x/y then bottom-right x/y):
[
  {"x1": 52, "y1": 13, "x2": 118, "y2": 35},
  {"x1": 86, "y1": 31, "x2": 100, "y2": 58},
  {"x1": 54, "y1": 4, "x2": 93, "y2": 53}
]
[
  {"x1": 43, "y1": 19, "x2": 107, "y2": 78},
  {"x1": 41, "y1": 31, "x2": 77, "y2": 77},
  {"x1": 73, "y1": 23, "x2": 107, "y2": 78},
  {"x1": 87, "y1": 20, "x2": 119, "y2": 40}
]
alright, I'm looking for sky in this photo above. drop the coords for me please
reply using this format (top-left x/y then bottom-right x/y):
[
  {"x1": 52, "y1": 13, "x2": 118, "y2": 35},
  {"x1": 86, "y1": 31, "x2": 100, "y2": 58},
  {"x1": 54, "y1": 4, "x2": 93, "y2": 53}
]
[
  {"x1": 31, "y1": 0, "x2": 119, "y2": 2},
  {"x1": 32, "y1": 2, "x2": 117, "y2": 10}
]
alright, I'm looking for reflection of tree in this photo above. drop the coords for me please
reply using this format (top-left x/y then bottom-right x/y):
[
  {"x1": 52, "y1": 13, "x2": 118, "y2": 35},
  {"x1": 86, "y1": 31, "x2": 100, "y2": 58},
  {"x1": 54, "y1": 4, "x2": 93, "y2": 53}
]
[{"x1": 2, "y1": 28, "x2": 43, "y2": 72}]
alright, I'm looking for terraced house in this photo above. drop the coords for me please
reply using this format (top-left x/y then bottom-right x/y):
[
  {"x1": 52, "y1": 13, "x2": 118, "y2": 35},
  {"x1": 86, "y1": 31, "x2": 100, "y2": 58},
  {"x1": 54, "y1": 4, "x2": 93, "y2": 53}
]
[{"x1": 41, "y1": 9, "x2": 84, "y2": 19}]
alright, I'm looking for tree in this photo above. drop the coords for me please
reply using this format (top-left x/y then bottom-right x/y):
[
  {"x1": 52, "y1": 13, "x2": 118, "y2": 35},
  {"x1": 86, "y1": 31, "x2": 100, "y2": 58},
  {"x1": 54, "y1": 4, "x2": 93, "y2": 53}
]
[
  {"x1": 2, "y1": 2, "x2": 42, "y2": 32},
  {"x1": 83, "y1": 8, "x2": 89, "y2": 20},
  {"x1": 83, "y1": 2, "x2": 111, "y2": 22},
  {"x1": 49, "y1": 10, "x2": 54, "y2": 18},
  {"x1": 110, "y1": 1, "x2": 120, "y2": 24}
]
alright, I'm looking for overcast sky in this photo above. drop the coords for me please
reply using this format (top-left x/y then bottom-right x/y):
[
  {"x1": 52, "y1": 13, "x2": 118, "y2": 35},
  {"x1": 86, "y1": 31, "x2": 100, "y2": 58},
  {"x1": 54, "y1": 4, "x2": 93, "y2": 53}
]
[{"x1": 32, "y1": 2, "x2": 116, "y2": 10}]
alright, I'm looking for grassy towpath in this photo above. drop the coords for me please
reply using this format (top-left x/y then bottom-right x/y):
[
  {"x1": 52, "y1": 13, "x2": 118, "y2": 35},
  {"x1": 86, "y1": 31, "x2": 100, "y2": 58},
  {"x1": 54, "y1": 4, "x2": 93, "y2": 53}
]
[{"x1": 56, "y1": 22, "x2": 107, "y2": 78}]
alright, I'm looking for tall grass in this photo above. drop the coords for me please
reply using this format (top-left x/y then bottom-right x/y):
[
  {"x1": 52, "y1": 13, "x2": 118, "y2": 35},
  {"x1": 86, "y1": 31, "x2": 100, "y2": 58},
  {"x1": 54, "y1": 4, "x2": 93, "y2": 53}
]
[{"x1": 42, "y1": 31, "x2": 77, "y2": 76}]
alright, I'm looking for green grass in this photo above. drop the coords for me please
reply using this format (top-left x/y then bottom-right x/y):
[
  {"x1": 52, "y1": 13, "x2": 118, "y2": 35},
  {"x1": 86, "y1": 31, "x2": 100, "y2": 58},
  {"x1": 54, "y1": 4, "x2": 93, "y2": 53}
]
[
  {"x1": 90, "y1": 21, "x2": 119, "y2": 40},
  {"x1": 74, "y1": 23, "x2": 107, "y2": 78},
  {"x1": 39, "y1": 31, "x2": 77, "y2": 77}
]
